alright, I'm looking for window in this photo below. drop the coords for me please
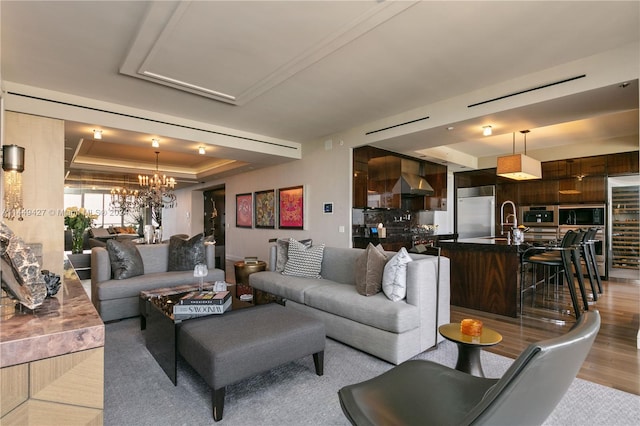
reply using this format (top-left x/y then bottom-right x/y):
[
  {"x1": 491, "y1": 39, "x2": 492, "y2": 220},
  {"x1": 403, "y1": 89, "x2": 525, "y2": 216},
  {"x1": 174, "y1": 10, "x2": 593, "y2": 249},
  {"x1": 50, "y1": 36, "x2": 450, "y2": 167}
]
[{"x1": 63, "y1": 191, "x2": 132, "y2": 228}]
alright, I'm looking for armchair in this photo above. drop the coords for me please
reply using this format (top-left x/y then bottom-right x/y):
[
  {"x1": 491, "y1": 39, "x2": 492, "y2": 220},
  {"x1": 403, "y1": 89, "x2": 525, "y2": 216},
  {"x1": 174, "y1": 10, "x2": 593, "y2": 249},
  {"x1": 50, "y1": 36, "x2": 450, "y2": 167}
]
[{"x1": 338, "y1": 310, "x2": 600, "y2": 426}]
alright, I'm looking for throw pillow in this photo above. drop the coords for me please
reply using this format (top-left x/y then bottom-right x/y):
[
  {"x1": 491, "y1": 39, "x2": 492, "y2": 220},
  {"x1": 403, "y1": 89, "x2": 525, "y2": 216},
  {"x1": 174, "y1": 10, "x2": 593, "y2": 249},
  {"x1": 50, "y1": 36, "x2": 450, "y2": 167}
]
[
  {"x1": 282, "y1": 238, "x2": 324, "y2": 279},
  {"x1": 89, "y1": 227, "x2": 111, "y2": 238},
  {"x1": 106, "y1": 239, "x2": 144, "y2": 280},
  {"x1": 382, "y1": 247, "x2": 413, "y2": 302},
  {"x1": 275, "y1": 238, "x2": 312, "y2": 272},
  {"x1": 167, "y1": 233, "x2": 206, "y2": 272},
  {"x1": 355, "y1": 243, "x2": 388, "y2": 296}
]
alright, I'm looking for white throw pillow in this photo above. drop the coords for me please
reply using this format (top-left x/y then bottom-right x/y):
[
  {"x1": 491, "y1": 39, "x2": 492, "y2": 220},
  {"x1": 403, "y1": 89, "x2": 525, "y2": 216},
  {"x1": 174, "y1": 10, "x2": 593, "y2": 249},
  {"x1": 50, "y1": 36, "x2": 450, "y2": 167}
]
[
  {"x1": 282, "y1": 238, "x2": 325, "y2": 279},
  {"x1": 382, "y1": 247, "x2": 412, "y2": 301}
]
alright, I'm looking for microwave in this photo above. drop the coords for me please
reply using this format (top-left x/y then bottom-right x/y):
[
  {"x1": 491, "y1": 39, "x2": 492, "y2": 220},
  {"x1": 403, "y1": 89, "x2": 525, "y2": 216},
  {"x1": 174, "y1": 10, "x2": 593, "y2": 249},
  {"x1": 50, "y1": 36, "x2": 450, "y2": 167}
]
[
  {"x1": 558, "y1": 206, "x2": 605, "y2": 226},
  {"x1": 520, "y1": 206, "x2": 558, "y2": 226}
]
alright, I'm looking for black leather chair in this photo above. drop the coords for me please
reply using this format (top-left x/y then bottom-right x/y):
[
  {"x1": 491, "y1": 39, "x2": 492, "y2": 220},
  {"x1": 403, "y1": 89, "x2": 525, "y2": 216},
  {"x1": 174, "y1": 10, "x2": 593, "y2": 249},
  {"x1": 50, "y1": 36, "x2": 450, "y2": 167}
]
[{"x1": 338, "y1": 310, "x2": 600, "y2": 426}]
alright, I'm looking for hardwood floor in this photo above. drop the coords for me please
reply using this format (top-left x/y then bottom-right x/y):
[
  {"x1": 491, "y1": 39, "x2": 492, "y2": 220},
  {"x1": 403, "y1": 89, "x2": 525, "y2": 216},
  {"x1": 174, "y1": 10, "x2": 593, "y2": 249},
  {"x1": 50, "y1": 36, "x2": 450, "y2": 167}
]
[{"x1": 450, "y1": 276, "x2": 640, "y2": 395}]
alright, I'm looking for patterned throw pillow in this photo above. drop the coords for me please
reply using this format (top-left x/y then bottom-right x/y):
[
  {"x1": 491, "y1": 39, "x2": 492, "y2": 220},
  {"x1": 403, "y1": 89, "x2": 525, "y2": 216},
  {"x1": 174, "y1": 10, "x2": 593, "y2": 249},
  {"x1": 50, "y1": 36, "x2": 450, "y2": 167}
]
[
  {"x1": 106, "y1": 239, "x2": 144, "y2": 280},
  {"x1": 355, "y1": 243, "x2": 388, "y2": 296},
  {"x1": 167, "y1": 234, "x2": 206, "y2": 271},
  {"x1": 282, "y1": 238, "x2": 325, "y2": 279},
  {"x1": 382, "y1": 247, "x2": 413, "y2": 302},
  {"x1": 275, "y1": 238, "x2": 312, "y2": 272}
]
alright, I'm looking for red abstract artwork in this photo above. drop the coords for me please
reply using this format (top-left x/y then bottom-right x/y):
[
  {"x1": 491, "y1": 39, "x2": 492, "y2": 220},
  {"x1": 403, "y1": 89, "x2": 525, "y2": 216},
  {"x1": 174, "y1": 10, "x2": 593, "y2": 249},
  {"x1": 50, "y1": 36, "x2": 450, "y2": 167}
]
[
  {"x1": 236, "y1": 193, "x2": 253, "y2": 228},
  {"x1": 278, "y1": 186, "x2": 303, "y2": 229}
]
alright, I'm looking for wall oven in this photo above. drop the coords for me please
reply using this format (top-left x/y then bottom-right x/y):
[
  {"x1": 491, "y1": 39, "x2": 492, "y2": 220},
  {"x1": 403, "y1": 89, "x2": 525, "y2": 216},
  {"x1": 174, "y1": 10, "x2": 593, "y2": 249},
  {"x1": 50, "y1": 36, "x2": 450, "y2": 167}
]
[
  {"x1": 558, "y1": 205, "x2": 605, "y2": 226},
  {"x1": 520, "y1": 205, "x2": 559, "y2": 227},
  {"x1": 520, "y1": 206, "x2": 559, "y2": 243}
]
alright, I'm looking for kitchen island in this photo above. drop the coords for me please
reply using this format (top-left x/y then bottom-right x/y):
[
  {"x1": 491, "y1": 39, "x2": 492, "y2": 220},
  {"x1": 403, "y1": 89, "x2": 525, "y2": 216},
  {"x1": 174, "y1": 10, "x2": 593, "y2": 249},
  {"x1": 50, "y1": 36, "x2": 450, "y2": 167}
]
[
  {"x1": 439, "y1": 238, "x2": 524, "y2": 318},
  {"x1": 0, "y1": 259, "x2": 104, "y2": 424}
]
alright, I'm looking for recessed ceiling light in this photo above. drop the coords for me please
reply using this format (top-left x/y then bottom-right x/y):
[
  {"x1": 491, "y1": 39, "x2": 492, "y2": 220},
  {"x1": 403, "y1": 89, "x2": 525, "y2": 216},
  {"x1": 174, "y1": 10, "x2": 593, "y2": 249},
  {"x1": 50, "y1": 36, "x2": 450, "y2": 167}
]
[
  {"x1": 198, "y1": 146, "x2": 206, "y2": 155},
  {"x1": 447, "y1": 126, "x2": 455, "y2": 131},
  {"x1": 151, "y1": 138, "x2": 160, "y2": 148},
  {"x1": 482, "y1": 125, "x2": 492, "y2": 136},
  {"x1": 93, "y1": 129, "x2": 102, "y2": 140}
]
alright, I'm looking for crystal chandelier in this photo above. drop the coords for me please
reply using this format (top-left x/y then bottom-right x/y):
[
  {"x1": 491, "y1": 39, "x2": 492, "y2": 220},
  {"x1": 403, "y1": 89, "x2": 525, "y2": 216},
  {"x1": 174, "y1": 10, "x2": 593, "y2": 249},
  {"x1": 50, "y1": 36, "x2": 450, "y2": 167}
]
[
  {"x1": 2, "y1": 145, "x2": 26, "y2": 221},
  {"x1": 137, "y1": 151, "x2": 177, "y2": 209},
  {"x1": 110, "y1": 184, "x2": 139, "y2": 216}
]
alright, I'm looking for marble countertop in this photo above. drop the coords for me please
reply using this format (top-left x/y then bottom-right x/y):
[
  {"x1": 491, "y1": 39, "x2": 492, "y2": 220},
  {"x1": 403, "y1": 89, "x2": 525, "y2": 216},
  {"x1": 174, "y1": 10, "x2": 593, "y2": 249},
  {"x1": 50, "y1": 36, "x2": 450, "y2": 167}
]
[
  {"x1": 439, "y1": 237, "x2": 530, "y2": 252},
  {"x1": 0, "y1": 260, "x2": 104, "y2": 368}
]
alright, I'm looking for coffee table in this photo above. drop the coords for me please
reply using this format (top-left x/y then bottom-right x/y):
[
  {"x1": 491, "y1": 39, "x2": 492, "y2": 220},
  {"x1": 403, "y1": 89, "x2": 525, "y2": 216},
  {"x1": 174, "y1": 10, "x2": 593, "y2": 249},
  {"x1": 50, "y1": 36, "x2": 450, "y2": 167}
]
[
  {"x1": 438, "y1": 322, "x2": 502, "y2": 377},
  {"x1": 139, "y1": 283, "x2": 250, "y2": 384}
]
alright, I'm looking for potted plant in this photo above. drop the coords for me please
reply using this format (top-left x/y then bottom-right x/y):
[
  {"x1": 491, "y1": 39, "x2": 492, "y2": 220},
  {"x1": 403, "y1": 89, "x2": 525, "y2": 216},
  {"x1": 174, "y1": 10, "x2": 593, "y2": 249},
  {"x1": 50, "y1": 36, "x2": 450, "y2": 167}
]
[{"x1": 64, "y1": 207, "x2": 98, "y2": 253}]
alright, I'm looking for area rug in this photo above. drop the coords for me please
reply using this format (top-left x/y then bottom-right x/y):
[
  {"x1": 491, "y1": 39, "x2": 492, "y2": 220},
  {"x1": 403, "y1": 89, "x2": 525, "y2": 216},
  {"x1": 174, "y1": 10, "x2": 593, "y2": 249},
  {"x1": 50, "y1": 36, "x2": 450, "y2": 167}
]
[{"x1": 104, "y1": 318, "x2": 639, "y2": 425}]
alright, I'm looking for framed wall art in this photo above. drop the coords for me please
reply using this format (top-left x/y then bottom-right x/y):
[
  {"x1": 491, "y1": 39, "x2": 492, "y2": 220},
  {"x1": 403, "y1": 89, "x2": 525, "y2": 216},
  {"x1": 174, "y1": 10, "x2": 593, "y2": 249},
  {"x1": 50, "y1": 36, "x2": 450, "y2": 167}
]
[
  {"x1": 254, "y1": 189, "x2": 276, "y2": 229},
  {"x1": 278, "y1": 185, "x2": 304, "y2": 229},
  {"x1": 235, "y1": 193, "x2": 253, "y2": 228}
]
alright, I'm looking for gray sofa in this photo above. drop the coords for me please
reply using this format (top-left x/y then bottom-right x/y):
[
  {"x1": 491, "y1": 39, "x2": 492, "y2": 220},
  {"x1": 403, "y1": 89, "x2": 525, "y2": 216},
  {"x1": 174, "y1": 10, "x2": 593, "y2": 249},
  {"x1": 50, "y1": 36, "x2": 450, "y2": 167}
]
[
  {"x1": 91, "y1": 243, "x2": 224, "y2": 322},
  {"x1": 249, "y1": 245, "x2": 450, "y2": 365}
]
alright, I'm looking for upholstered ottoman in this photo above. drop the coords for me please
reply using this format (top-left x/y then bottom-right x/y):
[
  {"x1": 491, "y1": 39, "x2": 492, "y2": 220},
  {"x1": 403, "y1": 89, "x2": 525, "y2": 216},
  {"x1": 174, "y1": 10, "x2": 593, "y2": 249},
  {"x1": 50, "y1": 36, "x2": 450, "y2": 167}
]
[{"x1": 177, "y1": 303, "x2": 326, "y2": 421}]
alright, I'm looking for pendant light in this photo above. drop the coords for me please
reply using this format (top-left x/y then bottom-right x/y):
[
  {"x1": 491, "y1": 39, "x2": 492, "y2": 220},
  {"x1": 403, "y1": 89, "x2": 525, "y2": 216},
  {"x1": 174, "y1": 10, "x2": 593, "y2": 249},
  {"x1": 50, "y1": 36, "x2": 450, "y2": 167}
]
[{"x1": 496, "y1": 130, "x2": 542, "y2": 180}]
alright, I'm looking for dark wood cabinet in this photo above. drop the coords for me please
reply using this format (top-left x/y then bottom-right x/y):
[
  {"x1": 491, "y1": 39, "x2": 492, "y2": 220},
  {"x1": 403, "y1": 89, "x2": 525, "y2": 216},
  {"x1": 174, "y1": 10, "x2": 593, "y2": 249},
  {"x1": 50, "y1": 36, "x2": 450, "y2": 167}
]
[
  {"x1": 558, "y1": 175, "x2": 606, "y2": 204},
  {"x1": 352, "y1": 146, "x2": 447, "y2": 210},
  {"x1": 424, "y1": 162, "x2": 447, "y2": 210},
  {"x1": 455, "y1": 151, "x2": 638, "y2": 208},
  {"x1": 607, "y1": 151, "x2": 639, "y2": 175},
  {"x1": 353, "y1": 148, "x2": 369, "y2": 208},
  {"x1": 519, "y1": 179, "x2": 558, "y2": 205}
]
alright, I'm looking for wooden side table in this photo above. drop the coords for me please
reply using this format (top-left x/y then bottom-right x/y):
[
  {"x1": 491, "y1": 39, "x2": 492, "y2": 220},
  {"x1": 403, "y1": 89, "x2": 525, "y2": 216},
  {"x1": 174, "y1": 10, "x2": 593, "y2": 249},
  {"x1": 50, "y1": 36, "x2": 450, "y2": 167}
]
[
  {"x1": 233, "y1": 261, "x2": 267, "y2": 301},
  {"x1": 438, "y1": 323, "x2": 502, "y2": 377}
]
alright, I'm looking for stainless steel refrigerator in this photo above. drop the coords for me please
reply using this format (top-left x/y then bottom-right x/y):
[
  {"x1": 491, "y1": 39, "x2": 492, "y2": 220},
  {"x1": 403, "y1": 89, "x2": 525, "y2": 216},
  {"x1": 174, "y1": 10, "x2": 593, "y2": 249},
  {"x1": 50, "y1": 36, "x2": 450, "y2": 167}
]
[{"x1": 456, "y1": 185, "x2": 495, "y2": 239}]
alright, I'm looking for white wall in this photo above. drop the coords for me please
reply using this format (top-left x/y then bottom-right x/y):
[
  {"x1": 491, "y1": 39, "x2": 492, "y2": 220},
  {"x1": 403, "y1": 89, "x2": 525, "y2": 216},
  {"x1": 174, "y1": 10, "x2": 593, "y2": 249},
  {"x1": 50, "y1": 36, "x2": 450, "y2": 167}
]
[{"x1": 170, "y1": 135, "x2": 354, "y2": 264}]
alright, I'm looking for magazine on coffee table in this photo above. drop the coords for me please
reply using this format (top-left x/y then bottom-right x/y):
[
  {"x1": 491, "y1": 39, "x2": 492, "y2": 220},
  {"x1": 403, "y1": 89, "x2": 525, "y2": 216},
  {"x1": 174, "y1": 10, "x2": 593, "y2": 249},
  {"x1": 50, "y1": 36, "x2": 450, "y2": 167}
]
[
  {"x1": 178, "y1": 290, "x2": 230, "y2": 305},
  {"x1": 173, "y1": 297, "x2": 232, "y2": 319}
]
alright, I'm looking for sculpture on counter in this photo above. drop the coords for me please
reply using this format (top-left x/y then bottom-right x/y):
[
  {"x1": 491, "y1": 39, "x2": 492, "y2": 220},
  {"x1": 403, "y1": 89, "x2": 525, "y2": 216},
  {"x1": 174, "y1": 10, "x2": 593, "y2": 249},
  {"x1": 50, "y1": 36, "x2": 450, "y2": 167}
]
[
  {"x1": 41, "y1": 270, "x2": 61, "y2": 297},
  {"x1": 0, "y1": 222, "x2": 47, "y2": 309}
]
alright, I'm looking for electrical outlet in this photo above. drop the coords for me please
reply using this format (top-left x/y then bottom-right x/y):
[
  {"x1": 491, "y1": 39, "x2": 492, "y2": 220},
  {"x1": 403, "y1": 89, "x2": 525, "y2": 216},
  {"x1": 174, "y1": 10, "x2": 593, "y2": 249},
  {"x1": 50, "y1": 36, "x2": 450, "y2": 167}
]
[{"x1": 339, "y1": 226, "x2": 345, "y2": 233}]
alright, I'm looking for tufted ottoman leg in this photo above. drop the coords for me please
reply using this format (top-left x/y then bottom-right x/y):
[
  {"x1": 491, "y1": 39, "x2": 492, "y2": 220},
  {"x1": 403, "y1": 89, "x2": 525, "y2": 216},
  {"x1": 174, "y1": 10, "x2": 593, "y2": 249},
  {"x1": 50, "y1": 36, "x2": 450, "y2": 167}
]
[
  {"x1": 212, "y1": 387, "x2": 225, "y2": 421},
  {"x1": 313, "y1": 351, "x2": 324, "y2": 376}
]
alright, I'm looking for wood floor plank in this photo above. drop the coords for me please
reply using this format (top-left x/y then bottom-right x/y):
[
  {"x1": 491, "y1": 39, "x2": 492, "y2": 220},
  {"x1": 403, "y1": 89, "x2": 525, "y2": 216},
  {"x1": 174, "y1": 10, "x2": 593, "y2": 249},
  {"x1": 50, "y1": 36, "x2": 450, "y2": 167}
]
[{"x1": 451, "y1": 277, "x2": 640, "y2": 395}]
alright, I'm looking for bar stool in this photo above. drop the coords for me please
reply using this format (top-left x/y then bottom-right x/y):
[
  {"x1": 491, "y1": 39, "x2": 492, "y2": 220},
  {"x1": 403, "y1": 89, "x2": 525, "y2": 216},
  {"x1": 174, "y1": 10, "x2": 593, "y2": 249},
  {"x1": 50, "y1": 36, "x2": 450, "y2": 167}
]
[
  {"x1": 520, "y1": 230, "x2": 589, "y2": 319},
  {"x1": 576, "y1": 228, "x2": 600, "y2": 302},
  {"x1": 584, "y1": 227, "x2": 604, "y2": 295}
]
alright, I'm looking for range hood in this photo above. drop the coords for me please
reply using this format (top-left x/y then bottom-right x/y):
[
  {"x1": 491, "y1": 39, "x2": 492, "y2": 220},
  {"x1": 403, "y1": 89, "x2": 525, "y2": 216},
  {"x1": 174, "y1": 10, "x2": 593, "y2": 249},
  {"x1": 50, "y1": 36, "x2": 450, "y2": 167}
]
[
  {"x1": 393, "y1": 172, "x2": 434, "y2": 196},
  {"x1": 392, "y1": 158, "x2": 434, "y2": 196}
]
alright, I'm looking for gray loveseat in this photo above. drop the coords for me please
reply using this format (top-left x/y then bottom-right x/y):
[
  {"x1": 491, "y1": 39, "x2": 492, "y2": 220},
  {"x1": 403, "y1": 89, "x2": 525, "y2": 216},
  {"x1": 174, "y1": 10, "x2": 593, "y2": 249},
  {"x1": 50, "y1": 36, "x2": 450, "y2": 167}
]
[
  {"x1": 249, "y1": 245, "x2": 450, "y2": 365},
  {"x1": 91, "y1": 243, "x2": 224, "y2": 322}
]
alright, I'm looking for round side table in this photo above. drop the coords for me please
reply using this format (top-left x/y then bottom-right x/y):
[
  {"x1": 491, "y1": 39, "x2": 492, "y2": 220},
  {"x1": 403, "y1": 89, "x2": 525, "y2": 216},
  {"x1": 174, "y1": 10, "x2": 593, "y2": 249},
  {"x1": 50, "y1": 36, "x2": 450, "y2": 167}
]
[
  {"x1": 438, "y1": 323, "x2": 502, "y2": 377},
  {"x1": 233, "y1": 261, "x2": 267, "y2": 301}
]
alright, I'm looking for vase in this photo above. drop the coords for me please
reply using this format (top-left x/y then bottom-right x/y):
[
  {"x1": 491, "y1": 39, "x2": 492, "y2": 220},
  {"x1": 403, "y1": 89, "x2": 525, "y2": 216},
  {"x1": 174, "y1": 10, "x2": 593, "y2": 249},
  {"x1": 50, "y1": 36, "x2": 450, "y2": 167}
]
[{"x1": 71, "y1": 229, "x2": 85, "y2": 254}]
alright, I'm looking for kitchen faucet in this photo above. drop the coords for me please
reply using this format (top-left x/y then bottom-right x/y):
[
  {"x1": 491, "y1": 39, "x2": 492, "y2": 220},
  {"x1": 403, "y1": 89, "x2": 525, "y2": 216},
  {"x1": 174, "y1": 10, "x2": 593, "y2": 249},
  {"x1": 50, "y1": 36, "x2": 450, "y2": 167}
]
[{"x1": 500, "y1": 200, "x2": 518, "y2": 236}]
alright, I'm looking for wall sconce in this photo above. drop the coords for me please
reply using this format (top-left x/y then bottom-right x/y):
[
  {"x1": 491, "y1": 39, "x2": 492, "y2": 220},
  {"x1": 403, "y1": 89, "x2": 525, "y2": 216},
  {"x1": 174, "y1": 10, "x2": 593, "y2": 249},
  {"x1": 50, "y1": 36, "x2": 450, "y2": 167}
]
[
  {"x1": 482, "y1": 125, "x2": 492, "y2": 136},
  {"x1": 198, "y1": 146, "x2": 206, "y2": 155},
  {"x1": 151, "y1": 138, "x2": 160, "y2": 148},
  {"x1": 93, "y1": 129, "x2": 102, "y2": 140},
  {"x1": 2, "y1": 144, "x2": 26, "y2": 221}
]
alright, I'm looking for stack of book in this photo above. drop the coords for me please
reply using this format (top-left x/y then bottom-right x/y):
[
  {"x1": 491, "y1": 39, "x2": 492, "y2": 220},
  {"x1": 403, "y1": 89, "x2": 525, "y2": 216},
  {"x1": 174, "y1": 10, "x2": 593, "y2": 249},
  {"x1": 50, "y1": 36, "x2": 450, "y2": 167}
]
[{"x1": 173, "y1": 290, "x2": 232, "y2": 320}]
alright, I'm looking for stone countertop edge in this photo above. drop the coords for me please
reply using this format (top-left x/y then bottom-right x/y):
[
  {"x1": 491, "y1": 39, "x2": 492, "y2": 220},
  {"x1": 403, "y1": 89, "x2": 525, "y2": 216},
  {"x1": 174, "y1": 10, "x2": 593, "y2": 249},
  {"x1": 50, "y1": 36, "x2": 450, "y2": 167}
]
[
  {"x1": 0, "y1": 260, "x2": 105, "y2": 368},
  {"x1": 439, "y1": 238, "x2": 526, "y2": 252}
]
